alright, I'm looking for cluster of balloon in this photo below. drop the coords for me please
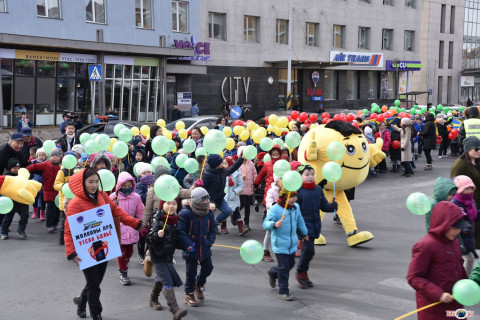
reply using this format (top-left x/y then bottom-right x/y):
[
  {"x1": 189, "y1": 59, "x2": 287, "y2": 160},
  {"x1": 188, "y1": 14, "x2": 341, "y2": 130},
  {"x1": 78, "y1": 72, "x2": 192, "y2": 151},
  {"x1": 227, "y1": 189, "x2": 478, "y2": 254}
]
[
  {"x1": 240, "y1": 240, "x2": 264, "y2": 264},
  {"x1": 154, "y1": 175, "x2": 180, "y2": 202},
  {"x1": 452, "y1": 279, "x2": 480, "y2": 306},
  {"x1": 0, "y1": 197, "x2": 14, "y2": 214},
  {"x1": 448, "y1": 128, "x2": 459, "y2": 140},
  {"x1": 98, "y1": 169, "x2": 116, "y2": 192},
  {"x1": 405, "y1": 192, "x2": 431, "y2": 215}
]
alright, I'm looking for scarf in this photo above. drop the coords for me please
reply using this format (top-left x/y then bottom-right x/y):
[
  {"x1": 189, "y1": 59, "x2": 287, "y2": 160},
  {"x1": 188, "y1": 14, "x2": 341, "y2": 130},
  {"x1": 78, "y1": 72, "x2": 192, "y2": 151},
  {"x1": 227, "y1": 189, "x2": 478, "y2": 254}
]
[
  {"x1": 140, "y1": 174, "x2": 155, "y2": 185},
  {"x1": 66, "y1": 134, "x2": 75, "y2": 150},
  {"x1": 228, "y1": 176, "x2": 234, "y2": 186},
  {"x1": 160, "y1": 213, "x2": 179, "y2": 225},
  {"x1": 191, "y1": 202, "x2": 210, "y2": 217},
  {"x1": 276, "y1": 191, "x2": 297, "y2": 208},
  {"x1": 453, "y1": 193, "x2": 478, "y2": 221},
  {"x1": 302, "y1": 182, "x2": 316, "y2": 189}
]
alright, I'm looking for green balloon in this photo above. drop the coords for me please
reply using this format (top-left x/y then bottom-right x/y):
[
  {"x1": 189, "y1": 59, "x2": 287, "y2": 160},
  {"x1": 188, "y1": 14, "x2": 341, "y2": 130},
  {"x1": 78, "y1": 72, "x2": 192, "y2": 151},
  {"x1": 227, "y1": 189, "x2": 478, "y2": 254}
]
[
  {"x1": 152, "y1": 136, "x2": 169, "y2": 155},
  {"x1": 459, "y1": 106, "x2": 465, "y2": 112},
  {"x1": 285, "y1": 131, "x2": 301, "y2": 149},
  {"x1": 91, "y1": 133, "x2": 99, "y2": 140},
  {"x1": 80, "y1": 132, "x2": 92, "y2": 145},
  {"x1": 168, "y1": 140, "x2": 176, "y2": 152},
  {"x1": 272, "y1": 138, "x2": 284, "y2": 149},
  {"x1": 436, "y1": 104, "x2": 443, "y2": 111},
  {"x1": 273, "y1": 159, "x2": 290, "y2": 178},
  {"x1": 151, "y1": 157, "x2": 162, "y2": 171},
  {"x1": 184, "y1": 158, "x2": 199, "y2": 174},
  {"x1": 114, "y1": 123, "x2": 126, "y2": 137},
  {"x1": 62, "y1": 183, "x2": 75, "y2": 199},
  {"x1": 43, "y1": 140, "x2": 56, "y2": 155},
  {"x1": 133, "y1": 162, "x2": 144, "y2": 177},
  {"x1": 263, "y1": 154, "x2": 271, "y2": 163},
  {"x1": 362, "y1": 108, "x2": 369, "y2": 115},
  {"x1": 195, "y1": 147, "x2": 207, "y2": 157},
  {"x1": 112, "y1": 141, "x2": 128, "y2": 158},
  {"x1": 175, "y1": 154, "x2": 188, "y2": 168},
  {"x1": 394, "y1": 99, "x2": 401, "y2": 106},
  {"x1": 421, "y1": 107, "x2": 427, "y2": 113},
  {"x1": 55, "y1": 195, "x2": 60, "y2": 208},
  {"x1": 119, "y1": 128, "x2": 133, "y2": 143},
  {"x1": 409, "y1": 109, "x2": 416, "y2": 115},
  {"x1": 154, "y1": 175, "x2": 180, "y2": 201},
  {"x1": 453, "y1": 279, "x2": 480, "y2": 306},
  {"x1": 442, "y1": 107, "x2": 449, "y2": 114},
  {"x1": 203, "y1": 130, "x2": 227, "y2": 154},
  {"x1": 260, "y1": 137, "x2": 274, "y2": 152},
  {"x1": 243, "y1": 145, "x2": 257, "y2": 160},
  {"x1": 413, "y1": 104, "x2": 418, "y2": 109},
  {"x1": 0, "y1": 197, "x2": 14, "y2": 214},
  {"x1": 400, "y1": 108, "x2": 406, "y2": 113},
  {"x1": 406, "y1": 192, "x2": 431, "y2": 215},
  {"x1": 429, "y1": 107, "x2": 436, "y2": 114},
  {"x1": 326, "y1": 141, "x2": 346, "y2": 161},
  {"x1": 159, "y1": 156, "x2": 171, "y2": 169},
  {"x1": 95, "y1": 134, "x2": 111, "y2": 151},
  {"x1": 240, "y1": 240, "x2": 264, "y2": 264},
  {"x1": 98, "y1": 169, "x2": 116, "y2": 192},
  {"x1": 84, "y1": 140, "x2": 99, "y2": 155},
  {"x1": 322, "y1": 161, "x2": 342, "y2": 182},
  {"x1": 282, "y1": 171, "x2": 303, "y2": 192},
  {"x1": 183, "y1": 139, "x2": 196, "y2": 153},
  {"x1": 62, "y1": 154, "x2": 77, "y2": 170}
]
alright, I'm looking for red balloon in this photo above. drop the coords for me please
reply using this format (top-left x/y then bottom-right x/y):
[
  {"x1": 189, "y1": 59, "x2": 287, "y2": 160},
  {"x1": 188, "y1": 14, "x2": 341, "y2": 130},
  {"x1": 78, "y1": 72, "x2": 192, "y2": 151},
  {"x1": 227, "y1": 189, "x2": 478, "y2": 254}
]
[
  {"x1": 305, "y1": 124, "x2": 311, "y2": 129},
  {"x1": 448, "y1": 133, "x2": 455, "y2": 140},
  {"x1": 287, "y1": 116, "x2": 292, "y2": 122},
  {"x1": 339, "y1": 114, "x2": 347, "y2": 122},
  {"x1": 326, "y1": 119, "x2": 334, "y2": 124},
  {"x1": 322, "y1": 118, "x2": 328, "y2": 124},
  {"x1": 333, "y1": 114, "x2": 342, "y2": 121},
  {"x1": 290, "y1": 111, "x2": 299, "y2": 120},
  {"x1": 377, "y1": 115, "x2": 384, "y2": 122},
  {"x1": 352, "y1": 122, "x2": 359, "y2": 128},
  {"x1": 392, "y1": 141, "x2": 401, "y2": 149},
  {"x1": 309, "y1": 114, "x2": 318, "y2": 122},
  {"x1": 451, "y1": 129, "x2": 459, "y2": 135},
  {"x1": 322, "y1": 112, "x2": 330, "y2": 119},
  {"x1": 375, "y1": 132, "x2": 380, "y2": 139},
  {"x1": 370, "y1": 113, "x2": 378, "y2": 120},
  {"x1": 304, "y1": 120, "x2": 311, "y2": 125},
  {"x1": 299, "y1": 112, "x2": 308, "y2": 122},
  {"x1": 436, "y1": 135, "x2": 442, "y2": 144},
  {"x1": 234, "y1": 120, "x2": 244, "y2": 126},
  {"x1": 346, "y1": 114, "x2": 355, "y2": 122},
  {"x1": 264, "y1": 117, "x2": 269, "y2": 125}
]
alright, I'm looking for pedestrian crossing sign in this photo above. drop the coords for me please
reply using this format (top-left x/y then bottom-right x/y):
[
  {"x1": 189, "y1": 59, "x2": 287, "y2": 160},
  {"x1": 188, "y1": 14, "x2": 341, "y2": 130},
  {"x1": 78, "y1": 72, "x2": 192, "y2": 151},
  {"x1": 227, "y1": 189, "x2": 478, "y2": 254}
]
[{"x1": 89, "y1": 65, "x2": 102, "y2": 81}]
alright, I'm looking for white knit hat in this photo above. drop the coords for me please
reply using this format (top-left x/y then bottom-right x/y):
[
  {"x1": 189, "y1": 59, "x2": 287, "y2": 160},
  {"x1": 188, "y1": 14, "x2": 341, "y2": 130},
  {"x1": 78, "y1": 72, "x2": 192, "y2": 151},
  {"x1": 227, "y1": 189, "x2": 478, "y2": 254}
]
[
  {"x1": 136, "y1": 162, "x2": 153, "y2": 176},
  {"x1": 36, "y1": 147, "x2": 46, "y2": 156}
]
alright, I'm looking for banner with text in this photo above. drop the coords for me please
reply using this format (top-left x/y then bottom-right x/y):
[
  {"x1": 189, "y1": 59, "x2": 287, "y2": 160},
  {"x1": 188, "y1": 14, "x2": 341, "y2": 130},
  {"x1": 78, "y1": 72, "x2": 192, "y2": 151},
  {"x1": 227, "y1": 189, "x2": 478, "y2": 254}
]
[{"x1": 329, "y1": 51, "x2": 384, "y2": 68}]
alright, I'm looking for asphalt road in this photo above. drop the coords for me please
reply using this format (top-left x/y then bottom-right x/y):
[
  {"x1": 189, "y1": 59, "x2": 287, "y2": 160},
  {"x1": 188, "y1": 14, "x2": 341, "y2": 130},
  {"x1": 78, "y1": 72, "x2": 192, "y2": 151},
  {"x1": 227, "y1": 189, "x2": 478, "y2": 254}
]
[{"x1": 1, "y1": 155, "x2": 480, "y2": 320}]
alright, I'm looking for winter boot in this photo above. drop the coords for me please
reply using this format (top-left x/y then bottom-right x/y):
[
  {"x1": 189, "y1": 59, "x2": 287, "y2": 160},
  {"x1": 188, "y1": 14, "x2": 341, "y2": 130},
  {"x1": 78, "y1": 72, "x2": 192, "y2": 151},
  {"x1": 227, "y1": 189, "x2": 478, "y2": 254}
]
[
  {"x1": 32, "y1": 207, "x2": 39, "y2": 219},
  {"x1": 184, "y1": 292, "x2": 198, "y2": 306},
  {"x1": 237, "y1": 220, "x2": 248, "y2": 236},
  {"x1": 119, "y1": 269, "x2": 131, "y2": 285},
  {"x1": 39, "y1": 210, "x2": 46, "y2": 221},
  {"x1": 144, "y1": 250, "x2": 153, "y2": 277},
  {"x1": 230, "y1": 214, "x2": 237, "y2": 226},
  {"x1": 164, "y1": 288, "x2": 188, "y2": 319},
  {"x1": 294, "y1": 272, "x2": 309, "y2": 289},
  {"x1": 59, "y1": 231, "x2": 64, "y2": 245},
  {"x1": 149, "y1": 281, "x2": 163, "y2": 310},
  {"x1": 263, "y1": 249, "x2": 274, "y2": 262},
  {"x1": 73, "y1": 294, "x2": 87, "y2": 318},
  {"x1": 221, "y1": 221, "x2": 228, "y2": 234},
  {"x1": 194, "y1": 283, "x2": 205, "y2": 301}
]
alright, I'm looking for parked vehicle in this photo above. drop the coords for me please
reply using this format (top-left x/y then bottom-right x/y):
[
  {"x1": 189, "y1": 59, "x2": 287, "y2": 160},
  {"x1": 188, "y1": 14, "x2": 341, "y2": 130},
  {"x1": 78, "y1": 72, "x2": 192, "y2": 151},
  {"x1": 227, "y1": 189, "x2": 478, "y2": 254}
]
[{"x1": 165, "y1": 116, "x2": 220, "y2": 131}]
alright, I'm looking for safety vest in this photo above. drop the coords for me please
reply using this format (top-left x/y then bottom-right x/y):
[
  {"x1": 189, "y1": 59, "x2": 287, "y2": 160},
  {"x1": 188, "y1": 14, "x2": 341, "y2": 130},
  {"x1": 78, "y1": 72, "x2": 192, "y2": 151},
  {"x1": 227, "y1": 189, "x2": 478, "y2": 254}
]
[{"x1": 465, "y1": 118, "x2": 480, "y2": 139}]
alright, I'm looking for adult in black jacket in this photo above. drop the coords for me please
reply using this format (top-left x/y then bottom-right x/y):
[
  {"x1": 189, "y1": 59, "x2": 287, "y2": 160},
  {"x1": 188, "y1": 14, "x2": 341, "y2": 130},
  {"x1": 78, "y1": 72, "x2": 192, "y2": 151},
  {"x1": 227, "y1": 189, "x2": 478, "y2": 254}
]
[
  {"x1": 172, "y1": 104, "x2": 182, "y2": 121},
  {"x1": 418, "y1": 113, "x2": 437, "y2": 170},
  {"x1": 0, "y1": 133, "x2": 29, "y2": 174},
  {"x1": 436, "y1": 116, "x2": 453, "y2": 158},
  {"x1": 145, "y1": 124, "x2": 163, "y2": 163},
  {"x1": 57, "y1": 122, "x2": 80, "y2": 153}
]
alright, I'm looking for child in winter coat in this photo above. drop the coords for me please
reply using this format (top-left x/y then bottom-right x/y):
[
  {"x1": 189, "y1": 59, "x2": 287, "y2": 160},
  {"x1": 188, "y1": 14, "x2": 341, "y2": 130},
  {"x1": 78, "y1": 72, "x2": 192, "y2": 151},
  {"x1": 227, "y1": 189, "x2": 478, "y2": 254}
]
[
  {"x1": 451, "y1": 175, "x2": 478, "y2": 275},
  {"x1": 389, "y1": 126, "x2": 402, "y2": 172},
  {"x1": 126, "y1": 149, "x2": 146, "y2": 177},
  {"x1": 177, "y1": 188, "x2": 217, "y2": 307},
  {"x1": 294, "y1": 164, "x2": 337, "y2": 289},
  {"x1": 135, "y1": 162, "x2": 154, "y2": 265},
  {"x1": 110, "y1": 172, "x2": 144, "y2": 285},
  {"x1": 183, "y1": 155, "x2": 205, "y2": 189},
  {"x1": 146, "y1": 199, "x2": 187, "y2": 319},
  {"x1": 238, "y1": 147, "x2": 257, "y2": 231},
  {"x1": 224, "y1": 156, "x2": 246, "y2": 235},
  {"x1": 254, "y1": 145, "x2": 282, "y2": 218},
  {"x1": 170, "y1": 151, "x2": 188, "y2": 188},
  {"x1": 26, "y1": 149, "x2": 61, "y2": 233},
  {"x1": 263, "y1": 188, "x2": 308, "y2": 301},
  {"x1": 377, "y1": 122, "x2": 391, "y2": 173},
  {"x1": 407, "y1": 201, "x2": 468, "y2": 320},
  {"x1": 263, "y1": 174, "x2": 281, "y2": 262},
  {"x1": 31, "y1": 147, "x2": 47, "y2": 220},
  {"x1": 0, "y1": 159, "x2": 30, "y2": 240},
  {"x1": 425, "y1": 177, "x2": 458, "y2": 232}
]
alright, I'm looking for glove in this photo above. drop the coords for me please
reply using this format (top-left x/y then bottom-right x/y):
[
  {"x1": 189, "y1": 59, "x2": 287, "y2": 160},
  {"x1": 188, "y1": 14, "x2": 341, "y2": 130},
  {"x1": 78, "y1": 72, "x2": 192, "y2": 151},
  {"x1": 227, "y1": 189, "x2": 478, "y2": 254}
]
[
  {"x1": 187, "y1": 242, "x2": 196, "y2": 253},
  {"x1": 318, "y1": 179, "x2": 328, "y2": 189},
  {"x1": 331, "y1": 201, "x2": 338, "y2": 211},
  {"x1": 194, "y1": 179, "x2": 204, "y2": 187},
  {"x1": 139, "y1": 225, "x2": 149, "y2": 237},
  {"x1": 401, "y1": 148, "x2": 405, "y2": 151},
  {"x1": 0, "y1": 174, "x2": 42, "y2": 205}
]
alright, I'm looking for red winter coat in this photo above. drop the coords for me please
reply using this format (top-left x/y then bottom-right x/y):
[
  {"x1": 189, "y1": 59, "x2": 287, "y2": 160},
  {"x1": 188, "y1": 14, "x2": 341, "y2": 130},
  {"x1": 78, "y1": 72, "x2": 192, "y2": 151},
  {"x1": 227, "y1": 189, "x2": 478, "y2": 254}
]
[
  {"x1": 26, "y1": 161, "x2": 60, "y2": 202},
  {"x1": 254, "y1": 144, "x2": 282, "y2": 205},
  {"x1": 407, "y1": 201, "x2": 467, "y2": 320},
  {"x1": 63, "y1": 169, "x2": 142, "y2": 260}
]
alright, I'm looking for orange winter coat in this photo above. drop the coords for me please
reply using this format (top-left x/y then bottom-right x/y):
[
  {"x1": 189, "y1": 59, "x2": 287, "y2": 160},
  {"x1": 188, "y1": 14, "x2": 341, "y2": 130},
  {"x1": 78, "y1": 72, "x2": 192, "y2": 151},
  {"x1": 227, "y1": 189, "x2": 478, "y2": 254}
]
[{"x1": 64, "y1": 169, "x2": 141, "y2": 260}]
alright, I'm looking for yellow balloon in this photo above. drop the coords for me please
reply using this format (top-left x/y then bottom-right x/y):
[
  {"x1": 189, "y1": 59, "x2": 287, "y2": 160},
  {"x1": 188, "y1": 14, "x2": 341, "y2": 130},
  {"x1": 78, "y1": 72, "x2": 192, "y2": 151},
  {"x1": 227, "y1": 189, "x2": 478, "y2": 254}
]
[
  {"x1": 140, "y1": 125, "x2": 150, "y2": 137},
  {"x1": 175, "y1": 121, "x2": 185, "y2": 130},
  {"x1": 157, "y1": 119, "x2": 166, "y2": 128},
  {"x1": 309, "y1": 123, "x2": 318, "y2": 130},
  {"x1": 233, "y1": 125, "x2": 245, "y2": 136},
  {"x1": 275, "y1": 127, "x2": 284, "y2": 136},
  {"x1": 178, "y1": 128, "x2": 188, "y2": 139},
  {"x1": 200, "y1": 126, "x2": 209, "y2": 135},
  {"x1": 131, "y1": 127, "x2": 140, "y2": 136},
  {"x1": 173, "y1": 147, "x2": 177, "y2": 153},
  {"x1": 278, "y1": 117, "x2": 289, "y2": 128},
  {"x1": 225, "y1": 138, "x2": 235, "y2": 150},
  {"x1": 288, "y1": 120, "x2": 296, "y2": 130},
  {"x1": 257, "y1": 127, "x2": 267, "y2": 139},
  {"x1": 267, "y1": 125, "x2": 274, "y2": 132},
  {"x1": 239, "y1": 130, "x2": 250, "y2": 142},
  {"x1": 163, "y1": 130, "x2": 173, "y2": 140},
  {"x1": 268, "y1": 114, "x2": 278, "y2": 126},
  {"x1": 246, "y1": 121, "x2": 256, "y2": 131},
  {"x1": 223, "y1": 126, "x2": 233, "y2": 137},
  {"x1": 218, "y1": 151, "x2": 224, "y2": 158},
  {"x1": 108, "y1": 138, "x2": 118, "y2": 152}
]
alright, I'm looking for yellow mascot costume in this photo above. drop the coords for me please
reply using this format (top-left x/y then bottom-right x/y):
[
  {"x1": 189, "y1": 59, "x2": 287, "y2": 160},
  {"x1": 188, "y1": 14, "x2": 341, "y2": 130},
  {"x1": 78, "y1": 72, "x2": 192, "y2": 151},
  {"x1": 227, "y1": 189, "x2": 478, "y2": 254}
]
[
  {"x1": 0, "y1": 168, "x2": 42, "y2": 205},
  {"x1": 298, "y1": 120, "x2": 385, "y2": 247}
]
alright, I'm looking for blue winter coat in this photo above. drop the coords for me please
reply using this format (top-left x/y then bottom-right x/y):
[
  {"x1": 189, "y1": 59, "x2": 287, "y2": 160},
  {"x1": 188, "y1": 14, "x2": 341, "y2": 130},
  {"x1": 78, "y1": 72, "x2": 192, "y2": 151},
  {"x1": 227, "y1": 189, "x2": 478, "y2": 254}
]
[
  {"x1": 297, "y1": 186, "x2": 336, "y2": 239},
  {"x1": 263, "y1": 203, "x2": 308, "y2": 255},
  {"x1": 135, "y1": 181, "x2": 149, "y2": 205},
  {"x1": 203, "y1": 157, "x2": 244, "y2": 205},
  {"x1": 177, "y1": 206, "x2": 217, "y2": 261}
]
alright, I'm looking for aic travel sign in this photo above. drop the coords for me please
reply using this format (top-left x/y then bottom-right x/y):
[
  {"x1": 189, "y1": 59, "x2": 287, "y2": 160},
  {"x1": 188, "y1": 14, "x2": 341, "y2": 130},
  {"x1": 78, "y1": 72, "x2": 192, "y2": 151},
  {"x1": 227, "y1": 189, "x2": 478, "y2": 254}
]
[
  {"x1": 329, "y1": 51, "x2": 384, "y2": 68},
  {"x1": 176, "y1": 36, "x2": 211, "y2": 61}
]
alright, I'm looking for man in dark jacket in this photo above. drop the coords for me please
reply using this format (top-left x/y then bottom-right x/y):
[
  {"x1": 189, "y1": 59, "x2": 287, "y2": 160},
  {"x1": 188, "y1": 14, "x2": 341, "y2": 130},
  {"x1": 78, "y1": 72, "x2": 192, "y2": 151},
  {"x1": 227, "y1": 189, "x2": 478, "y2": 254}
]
[
  {"x1": 57, "y1": 122, "x2": 80, "y2": 152},
  {"x1": 436, "y1": 115, "x2": 452, "y2": 158},
  {"x1": 0, "y1": 133, "x2": 29, "y2": 174},
  {"x1": 20, "y1": 127, "x2": 43, "y2": 160},
  {"x1": 418, "y1": 113, "x2": 437, "y2": 171},
  {"x1": 172, "y1": 104, "x2": 182, "y2": 121}
]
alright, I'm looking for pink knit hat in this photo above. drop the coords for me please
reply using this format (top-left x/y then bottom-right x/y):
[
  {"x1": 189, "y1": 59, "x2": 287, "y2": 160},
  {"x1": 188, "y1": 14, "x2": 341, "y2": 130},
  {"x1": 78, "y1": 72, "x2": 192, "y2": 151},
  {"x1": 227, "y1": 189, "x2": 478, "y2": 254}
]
[{"x1": 453, "y1": 175, "x2": 476, "y2": 194}]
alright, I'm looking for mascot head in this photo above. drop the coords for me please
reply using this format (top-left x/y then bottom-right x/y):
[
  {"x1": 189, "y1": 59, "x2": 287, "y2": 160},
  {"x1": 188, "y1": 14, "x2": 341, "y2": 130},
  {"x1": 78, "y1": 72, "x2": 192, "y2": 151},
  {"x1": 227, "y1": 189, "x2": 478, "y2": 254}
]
[{"x1": 298, "y1": 120, "x2": 370, "y2": 190}]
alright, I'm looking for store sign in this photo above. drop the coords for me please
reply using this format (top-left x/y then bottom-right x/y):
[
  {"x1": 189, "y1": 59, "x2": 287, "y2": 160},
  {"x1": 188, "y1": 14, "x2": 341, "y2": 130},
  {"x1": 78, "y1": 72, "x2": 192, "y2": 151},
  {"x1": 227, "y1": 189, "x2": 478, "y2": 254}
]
[
  {"x1": 461, "y1": 76, "x2": 475, "y2": 87},
  {"x1": 221, "y1": 77, "x2": 250, "y2": 102},
  {"x1": 329, "y1": 51, "x2": 383, "y2": 68},
  {"x1": 14, "y1": 50, "x2": 97, "y2": 63},
  {"x1": 386, "y1": 60, "x2": 422, "y2": 71},
  {"x1": 176, "y1": 36, "x2": 211, "y2": 61},
  {"x1": 306, "y1": 88, "x2": 323, "y2": 101},
  {"x1": 177, "y1": 92, "x2": 192, "y2": 105}
]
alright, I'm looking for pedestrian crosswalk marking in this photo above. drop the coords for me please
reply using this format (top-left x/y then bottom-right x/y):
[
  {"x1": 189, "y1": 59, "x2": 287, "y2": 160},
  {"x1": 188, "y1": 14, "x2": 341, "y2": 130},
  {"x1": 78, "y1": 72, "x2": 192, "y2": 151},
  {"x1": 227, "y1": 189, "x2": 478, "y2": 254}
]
[
  {"x1": 338, "y1": 289, "x2": 416, "y2": 312},
  {"x1": 378, "y1": 277, "x2": 414, "y2": 292},
  {"x1": 294, "y1": 305, "x2": 383, "y2": 320}
]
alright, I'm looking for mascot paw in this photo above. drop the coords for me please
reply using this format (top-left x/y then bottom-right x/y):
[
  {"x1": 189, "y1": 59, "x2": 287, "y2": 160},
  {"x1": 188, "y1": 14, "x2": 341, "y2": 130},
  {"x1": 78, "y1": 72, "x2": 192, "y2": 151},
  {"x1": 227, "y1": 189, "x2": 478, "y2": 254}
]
[
  {"x1": 347, "y1": 230, "x2": 374, "y2": 247},
  {"x1": 314, "y1": 234, "x2": 327, "y2": 246}
]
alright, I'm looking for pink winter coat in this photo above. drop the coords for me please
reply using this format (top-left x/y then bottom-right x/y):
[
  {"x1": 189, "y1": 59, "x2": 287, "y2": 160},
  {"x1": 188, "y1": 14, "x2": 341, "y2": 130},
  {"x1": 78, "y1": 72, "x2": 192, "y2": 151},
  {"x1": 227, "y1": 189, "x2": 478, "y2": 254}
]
[
  {"x1": 109, "y1": 172, "x2": 144, "y2": 245},
  {"x1": 239, "y1": 160, "x2": 257, "y2": 196},
  {"x1": 265, "y1": 181, "x2": 280, "y2": 210},
  {"x1": 380, "y1": 129, "x2": 391, "y2": 152}
]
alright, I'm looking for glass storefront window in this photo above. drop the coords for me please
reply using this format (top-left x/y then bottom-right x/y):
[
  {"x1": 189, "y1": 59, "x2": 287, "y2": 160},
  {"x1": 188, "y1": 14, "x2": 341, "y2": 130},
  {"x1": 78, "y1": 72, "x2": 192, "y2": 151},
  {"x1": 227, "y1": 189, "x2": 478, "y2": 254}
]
[
  {"x1": 133, "y1": 66, "x2": 141, "y2": 79},
  {"x1": 114, "y1": 64, "x2": 123, "y2": 79},
  {"x1": 139, "y1": 80, "x2": 148, "y2": 122},
  {"x1": 37, "y1": 61, "x2": 56, "y2": 77},
  {"x1": 324, "y1": 70, "x2": 336, "y2": 100},
  {"x1": 124, "y1": 65, "x2": 132, "y2": 78},
  {"x1": 15, "y1": 60, "x2": 35, "y2": 76},
  {"x1": 368, "y1": 71, "x2": 378, "y2": 99},
  {"x1": 105, "y1": 64, "x2": 113, "y2": 79},
  {"x1": 58, "y1": 77, "x2": 76, "y2": 112},
  {"x1": 346, "y1": 71, "x2": 358, "y2": 100},
  {"x1": 381, "y1": 71, "x2": 396, "y2": 99},
  {"x1": 57, "y1": 62, "x2": 75, "y2": 77},
  {"x1": 131, "y1": 80, "x2": 140, "y2": 120}
]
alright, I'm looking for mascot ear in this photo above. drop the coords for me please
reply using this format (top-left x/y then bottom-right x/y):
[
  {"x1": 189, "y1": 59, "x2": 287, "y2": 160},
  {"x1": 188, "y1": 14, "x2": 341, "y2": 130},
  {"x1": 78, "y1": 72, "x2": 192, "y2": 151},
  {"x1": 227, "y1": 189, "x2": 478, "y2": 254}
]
[{"x1": 305, "y1": 130, "x2": 318, "y2": 161}]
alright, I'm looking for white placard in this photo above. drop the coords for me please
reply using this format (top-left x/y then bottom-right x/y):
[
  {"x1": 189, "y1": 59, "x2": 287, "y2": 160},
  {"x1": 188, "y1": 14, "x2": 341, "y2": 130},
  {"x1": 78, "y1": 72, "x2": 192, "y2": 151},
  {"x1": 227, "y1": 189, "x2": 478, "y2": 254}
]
[{"x1": 461, "y1": 76, "x2": 475, "y2": 87}]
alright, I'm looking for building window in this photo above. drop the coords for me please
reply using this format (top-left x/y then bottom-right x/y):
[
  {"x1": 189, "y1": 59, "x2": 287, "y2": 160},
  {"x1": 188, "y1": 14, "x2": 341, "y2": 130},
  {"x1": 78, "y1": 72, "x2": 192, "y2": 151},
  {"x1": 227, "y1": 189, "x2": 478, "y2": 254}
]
[
  {"x1": 324, "y1": 70, "x2": 337, "y2": 100},
  {"x1": 276, "y1": 19, "x2": 289, "y2": 44},
  {"x1": 439, "y1": 41, "x2": 444, "y2": 69},
  {"x1": 86, "y1": 0, "x2": 106, "y2": 24},
  {"x1": 404, "y1": 30, "x2": 414, "y2": 51},
  {"x1": 172, "y1": 1, "x2": 188, "y2": 32},
  {"x1": 208, "y1": 12, "x2": 226, "y2": 40},
  {"x1": 448, "y1": 41, "x2": 453, "y2": 69},
  {"x1": 333, "y1": 25, "x2": 345, "y2": 48},
  {"x1": 306, "y1": 22, "x2": 318, "y2": 46},
  {"x1": 368, "y1": 71, "x2": 378, "y2": 99},
  {"x1": 136, "y1": 0, "x2": 152, "y2": 29},
  {"x1": 437, "y1": 76, "x2": 443, "y2": 104},
  {"x1": 358, "y1": 27, "x2": 370, "y2": 49},
  {"x1": 359, "y1": 0, "x2": 370, "y2": 3},
  {"x1": 383, "y1": 0, "x2": 393, "y2": 5},
  {"x1": 447, "y1": 76, "x2": 452, "y2": 104},
  {"x1": 37, "y1": 0, "x2": 61, "y2": 19},
  {"x1": 346, "y1": 71, "x2": 358, "y2": 100},
  {"x1": 381, "y1": 72, "x2": 396, "y2": 99},
  {"x1": 382, "y1": 29, "x2": 393, "y2": 50},
  {"x1": 244, "y1": 16, "x2": 259, "y2": 42},
  {"x1": 0, "y1": 0, "x2": 6, "y2": 12},
  {"x1": 440, "y1": 4, "x2": 446, "y2": 33},
  {"x1": 450, "y1": 6, "x2": 455, "y2": 34},
  {"x1": 405, "y1": 0, "x2": 415, "y2": 8}
]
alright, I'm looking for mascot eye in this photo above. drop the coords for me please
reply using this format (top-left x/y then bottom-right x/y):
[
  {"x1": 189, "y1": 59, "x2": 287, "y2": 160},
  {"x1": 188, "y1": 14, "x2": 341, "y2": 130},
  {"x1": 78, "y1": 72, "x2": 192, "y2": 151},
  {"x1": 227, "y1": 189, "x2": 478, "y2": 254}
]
[
  {"x1": 346, "y1": 145, "x2": 356, "y2": 155},
  {"x1": 362, "y1": 142, "x2": 367, "y2": 153}
]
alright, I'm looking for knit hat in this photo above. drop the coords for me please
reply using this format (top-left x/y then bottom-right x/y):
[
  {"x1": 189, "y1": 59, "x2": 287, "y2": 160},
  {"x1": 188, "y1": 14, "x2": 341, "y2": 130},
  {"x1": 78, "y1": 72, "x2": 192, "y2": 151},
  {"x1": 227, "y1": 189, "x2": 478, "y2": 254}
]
[
  {"x1": 364, "y1": 126, "x2": 373, "y2": 135},
  {"x1": 207, "y1": 154, "x2": 223, "y2": 169},
  {"x1": 36, "y1": 147, "x2": 46, "y2": 156},
  {"x1": 279, "y1": 187, "x2": 297, "y2": 198},
  {"x1": 131, "y1": 138, "x2": 141, "y2": 147},
  {"x1": 65, "y1": 151, "x2": 77, "y2": 158},
  {"x1": 50, "y1": 149, "x2": 62, "y2": 158},
  {"x1": 290, "y1": 161, "x2": 302, "y2": 171},
  {"x1": 155, "y1": 165, "x2": 170, "y2": 179},
  {"x1": 225, "y1": 156, "x2": 235, "y2": 167},
  {"x1": 453, "y1": 175, "x2": 476, "y2": 194},
  {"x1": 400, "y1": 117, "x2": 411, "y2": 126},
  {"x1": 463, "y1": 136, "x2": 480, "y2": 153},
  {"x1": 136, "y1": 162, "x2": 153, "y2": 176},
  {"x1": 71, "y1": 144, "x2": 85, "y2": 156},
  {"x1": 7, "y1": 158, "x2": 21, "y2": 170},
  {"x1": 190, "y1": 187, "x2": 210, "y2": 203}
]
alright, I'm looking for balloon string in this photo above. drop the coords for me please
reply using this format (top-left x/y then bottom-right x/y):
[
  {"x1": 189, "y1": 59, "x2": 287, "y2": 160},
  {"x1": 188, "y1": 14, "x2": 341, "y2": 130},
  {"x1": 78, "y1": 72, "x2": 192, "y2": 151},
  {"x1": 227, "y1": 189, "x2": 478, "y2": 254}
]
[
  {"x1": 174, "y1": 168, "x2": 179, "y2": 177},
  {"x1": 162, "y1": 203, "x2": 171, "y2": 232},
  {"x1": 212, "y1": 244, "x2": 241, "y2": 250},
  {"x1": 281, "y1": 191, "x2": 291, "y2": 221},
  {"x1": 333, "y1": 181, "x2": 336, "y2": 216},
  {"x1": 199, "y1": 155, "x2": 208, "y2": 180},
  {"x1": 394, "y1": 301, "x2": 442, "y2": 320}
]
